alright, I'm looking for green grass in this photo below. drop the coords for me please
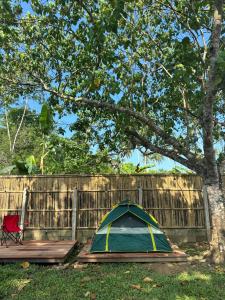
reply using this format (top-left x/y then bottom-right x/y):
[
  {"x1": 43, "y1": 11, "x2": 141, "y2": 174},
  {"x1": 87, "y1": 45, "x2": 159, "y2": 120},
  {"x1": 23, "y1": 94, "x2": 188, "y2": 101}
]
[{"x1": 0, "y1": 262, "x2": 225, "y2": 300}]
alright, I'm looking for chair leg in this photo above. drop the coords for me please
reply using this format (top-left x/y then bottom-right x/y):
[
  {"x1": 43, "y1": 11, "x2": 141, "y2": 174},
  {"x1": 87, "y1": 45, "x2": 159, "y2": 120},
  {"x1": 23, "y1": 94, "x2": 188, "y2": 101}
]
[
  {"x1": 16, "y1": 233, "x2": 23, "y2": 245},
  {"x1": 5, "y1": 233, "x2": 8, "y2": 248},
  {"x1": 1, "y1": 231, "x2": 23, "y2": 247}
]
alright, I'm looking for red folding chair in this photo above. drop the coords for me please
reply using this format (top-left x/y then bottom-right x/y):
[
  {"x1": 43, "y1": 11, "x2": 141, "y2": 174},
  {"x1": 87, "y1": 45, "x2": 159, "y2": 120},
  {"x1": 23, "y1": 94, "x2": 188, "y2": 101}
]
[{"x1": 1, "y1": 215, "x2": 23, "y2": 247}]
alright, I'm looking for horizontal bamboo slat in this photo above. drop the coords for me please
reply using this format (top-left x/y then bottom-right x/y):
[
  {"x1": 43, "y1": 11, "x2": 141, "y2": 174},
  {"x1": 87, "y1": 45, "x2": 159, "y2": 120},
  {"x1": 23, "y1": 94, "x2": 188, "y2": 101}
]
[{"x1": 77, "y1": 226, "x2": 206, "y2": 229}]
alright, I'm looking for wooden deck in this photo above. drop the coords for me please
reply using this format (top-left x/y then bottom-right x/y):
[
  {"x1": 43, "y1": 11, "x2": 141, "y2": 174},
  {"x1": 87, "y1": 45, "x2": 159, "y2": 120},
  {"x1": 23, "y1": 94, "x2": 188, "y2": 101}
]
[
  {"x1": 77, "y1": 243, "x2": 187, "y2": 263},
  {"x1": 0, "y1": 240, "x2": 77, "y2": 263}
]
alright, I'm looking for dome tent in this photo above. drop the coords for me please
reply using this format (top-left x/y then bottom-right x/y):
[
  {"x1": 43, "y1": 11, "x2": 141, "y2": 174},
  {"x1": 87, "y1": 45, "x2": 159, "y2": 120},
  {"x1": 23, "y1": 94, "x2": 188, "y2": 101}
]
[{"x1": 90, "y1": 200, "x2": 172, "y2": 253}]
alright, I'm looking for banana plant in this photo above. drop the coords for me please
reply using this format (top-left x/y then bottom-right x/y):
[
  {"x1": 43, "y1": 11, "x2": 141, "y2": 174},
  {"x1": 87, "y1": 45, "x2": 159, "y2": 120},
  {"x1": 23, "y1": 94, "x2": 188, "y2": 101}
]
[
  {"x1": 39, "y1": 103, "x2": 54, "y2": 174},
  {"x1": 0, "y1": 155, "x2": 38, "y2": 175}
]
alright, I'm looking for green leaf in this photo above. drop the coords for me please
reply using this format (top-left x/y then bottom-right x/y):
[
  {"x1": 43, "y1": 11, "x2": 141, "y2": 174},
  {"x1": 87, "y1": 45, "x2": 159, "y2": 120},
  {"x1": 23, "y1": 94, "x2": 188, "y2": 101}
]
[
  {"x1": 25, "y1": 155, "x2": 37, "y2": 174},
  {"x1": 0, "y1": 165, "x2": 16, "y2": 175},
  {"x1": 39, "y1": 103, "x2": 53, "y2": 135}
]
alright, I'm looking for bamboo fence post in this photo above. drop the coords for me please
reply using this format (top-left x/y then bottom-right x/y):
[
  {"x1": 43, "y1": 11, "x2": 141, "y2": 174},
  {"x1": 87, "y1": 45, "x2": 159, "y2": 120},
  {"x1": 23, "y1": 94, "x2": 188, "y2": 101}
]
[
  {"x1": 20, "y1": 187, "x2": 29, "y2": 239},
  {"x1": 138, "y1": 186, "x2": 143, "y2": 206},
  {"x1": 72, "y1": 188, "x2": 78, "y2": 240},
  {"x1": 202, "y1": 185, "x2": 211, "y2": 242}
]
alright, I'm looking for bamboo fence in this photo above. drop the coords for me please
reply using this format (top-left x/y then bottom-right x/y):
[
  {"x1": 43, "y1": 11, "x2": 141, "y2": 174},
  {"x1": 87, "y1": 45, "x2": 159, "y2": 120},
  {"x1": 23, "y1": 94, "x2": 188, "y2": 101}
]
[{"x1": 0, "y1": 174, "x2": 215, "y2": 239}]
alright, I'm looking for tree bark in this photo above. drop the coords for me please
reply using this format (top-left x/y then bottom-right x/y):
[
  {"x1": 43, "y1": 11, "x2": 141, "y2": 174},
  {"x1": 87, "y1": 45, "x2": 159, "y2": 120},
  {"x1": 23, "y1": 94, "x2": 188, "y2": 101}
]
[
  {"x1": 201, "y1": 0, "x2": 225, "y2": 263},
  {"x1": 205, "y1": 182, "x2": 225, "y2": 264},
  {"x1": 202, "y1": 0, "x2": 224, "y2": 184}
]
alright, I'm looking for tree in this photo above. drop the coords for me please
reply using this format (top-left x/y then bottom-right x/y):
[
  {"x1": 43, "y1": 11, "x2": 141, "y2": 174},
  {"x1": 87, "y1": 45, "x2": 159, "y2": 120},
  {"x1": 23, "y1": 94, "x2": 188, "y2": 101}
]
[
  {"x1": 44, "y1": 134, "x2": 116, "y2": 174},
  {"x1": 0, "y1": 106, "x2": 43, "y2": 171},
  {"x1": 0, "y1": 1, "x2": 225, "y2": 262},
  {"x1": 0, "y1": 106, "x2": 117, "y2": 174}
]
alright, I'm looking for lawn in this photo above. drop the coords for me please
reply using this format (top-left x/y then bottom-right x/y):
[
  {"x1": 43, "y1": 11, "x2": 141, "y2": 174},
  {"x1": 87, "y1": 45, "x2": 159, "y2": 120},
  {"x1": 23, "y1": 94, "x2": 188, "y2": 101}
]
[{"x1": 0, "y1": 245, "x2": 225, "y2": 300}]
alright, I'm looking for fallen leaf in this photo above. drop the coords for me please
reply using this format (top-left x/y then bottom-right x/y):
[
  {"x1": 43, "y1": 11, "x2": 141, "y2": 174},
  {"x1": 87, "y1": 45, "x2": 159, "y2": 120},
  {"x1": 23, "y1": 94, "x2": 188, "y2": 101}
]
[
  {"x1": 131, "y1": 284, "x2": 141, "y2": 290},
  {"x1": 214, "y1": 266, "x2": 224, "y2": 273},
  {"x1": 21, "y1": 261, "x2": 30, "y2": 269},
  {"x1": 17, "y1": 279, "x2": 31, "y2": 291},
  {"x1": 143, "y1": 277, "x2": 153, "y2": 283},
  {"x1": 73, "y1": 262, "x2": 88, "y2": 269},
  {"x1": 90, "y1": 293, "x2": 96, "y2": 300},
  {"x1": 152, "y1": 283, "x2": 163, "y2": 288},
  {"x1": 52, "y1": 263, "x2": 70, "y2": 270},
  {"x1": 84, "y1": 291, "x2": 90, "y2": 297}
]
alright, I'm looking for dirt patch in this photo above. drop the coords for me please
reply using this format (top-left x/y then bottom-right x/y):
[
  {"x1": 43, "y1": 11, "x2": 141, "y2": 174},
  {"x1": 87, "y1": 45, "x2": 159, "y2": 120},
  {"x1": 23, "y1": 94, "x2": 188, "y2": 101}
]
[{"x1": 144, "y1": 262, "x2": 191, "y2": 275}]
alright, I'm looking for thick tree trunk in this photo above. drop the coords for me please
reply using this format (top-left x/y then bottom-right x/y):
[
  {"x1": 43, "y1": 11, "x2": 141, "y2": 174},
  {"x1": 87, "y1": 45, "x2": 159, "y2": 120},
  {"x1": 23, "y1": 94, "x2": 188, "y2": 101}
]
[
  {"x1": 201, "y1": 0, "x2": 225, "y2": 264},
  {"x1": 202, "y1": 0, "x2": 224, "y2": 185},
  {"x1": 205, "y1": 182, "x2": 225, "y2": 264}
]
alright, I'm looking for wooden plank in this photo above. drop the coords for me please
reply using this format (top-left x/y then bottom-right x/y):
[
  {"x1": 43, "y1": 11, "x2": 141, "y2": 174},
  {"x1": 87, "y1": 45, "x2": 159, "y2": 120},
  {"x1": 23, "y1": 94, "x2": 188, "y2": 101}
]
[
  {"x1": 77, "y1": 244, "x2": 187, "y2": 263},
  {"x1": 0, "y1": 240, "x2": 77, "y2": 263},
  {"x1": 78, "y1": 257, "x2": 187, "y2": 263}
]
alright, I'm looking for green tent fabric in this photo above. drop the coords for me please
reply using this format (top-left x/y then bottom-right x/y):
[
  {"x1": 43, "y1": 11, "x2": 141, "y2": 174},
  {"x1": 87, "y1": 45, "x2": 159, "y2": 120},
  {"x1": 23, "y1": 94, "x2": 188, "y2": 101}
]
[{"x1": 90, "y1": 200, "x2": 172, "y2": 253}]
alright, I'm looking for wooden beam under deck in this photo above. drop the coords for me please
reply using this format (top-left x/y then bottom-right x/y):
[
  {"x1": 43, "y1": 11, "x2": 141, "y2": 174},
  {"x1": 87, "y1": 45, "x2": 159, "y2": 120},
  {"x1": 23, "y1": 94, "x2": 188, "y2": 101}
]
[{"x1": 77, "y1": 243, "x2": 187, "y2": 263}]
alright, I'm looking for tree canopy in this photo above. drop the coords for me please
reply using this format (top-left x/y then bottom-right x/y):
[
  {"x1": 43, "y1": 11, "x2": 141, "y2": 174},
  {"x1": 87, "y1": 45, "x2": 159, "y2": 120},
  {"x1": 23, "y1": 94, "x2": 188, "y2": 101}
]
[{"x1": 0, "y1": 0, "x2": 224, "y2": 182}]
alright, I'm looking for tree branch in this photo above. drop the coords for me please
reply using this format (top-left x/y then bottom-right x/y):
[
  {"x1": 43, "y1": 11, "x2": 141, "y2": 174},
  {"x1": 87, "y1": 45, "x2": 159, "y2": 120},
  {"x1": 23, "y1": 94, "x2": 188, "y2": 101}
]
[
  {"x1": 4, "y1": 109, "x2": 12, "y2": 153},
  {"x1": 125, "y1": 128, "x2": 204, "y2": 174},
  {"x1": 35, "y1": 76, "x2": 195, "y2": 157},
  {"x1": 11, "y1": 99, "x2": 28, "y2": 153}
]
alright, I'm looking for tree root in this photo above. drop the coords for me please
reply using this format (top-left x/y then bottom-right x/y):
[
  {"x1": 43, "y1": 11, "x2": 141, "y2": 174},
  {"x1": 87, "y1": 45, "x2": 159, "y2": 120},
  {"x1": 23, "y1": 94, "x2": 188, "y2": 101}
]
[{"x1": 203, "y1": 249, "x2": 225, "y2": 264}]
